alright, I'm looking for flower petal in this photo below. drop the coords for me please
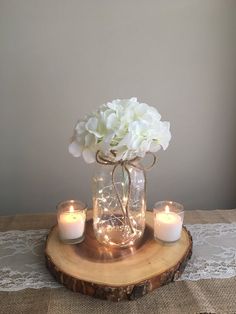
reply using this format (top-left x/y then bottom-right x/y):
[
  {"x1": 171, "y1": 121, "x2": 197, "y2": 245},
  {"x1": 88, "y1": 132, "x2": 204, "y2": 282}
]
[
  {"x1": 85, "y1": 117, "x2": 98, "y2": 134},
  {"x1": 149, "y1": 141, "x2": 161, "y2": 152},
  {"x1": 75, "y1": 121, "x2": 86, "y2": 134},
  {"x1": 82, "y1": 149, "x2": 96, "y2": 163},
  {"x1": 158, "y1": 121, "x2": 171, "y2": 150},
  {"x1": 68, "y1": 141, "x2": 82, "y2": 157},
  {"x1": 106, "y1": 113, "x2": 119, "y2": 129}
]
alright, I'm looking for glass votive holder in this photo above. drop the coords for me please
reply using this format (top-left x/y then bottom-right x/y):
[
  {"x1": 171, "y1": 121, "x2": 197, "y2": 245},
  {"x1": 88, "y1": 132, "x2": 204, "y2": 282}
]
[
  {"x1": 57, "y1": 200, "x2": 87, "y2": 244},
  {"x1": 153, "y1": 201, "x2": 184, "y2": 243}
]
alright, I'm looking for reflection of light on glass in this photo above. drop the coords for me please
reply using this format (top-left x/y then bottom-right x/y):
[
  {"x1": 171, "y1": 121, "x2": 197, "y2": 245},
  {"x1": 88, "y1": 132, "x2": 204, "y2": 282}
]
[
  {"x1": 123, "y1": 196, "x2": 128, "y2": 205},
  {"x1": 129, "y1": 246, "x2": 134, "y2": 254},
  {"x1": 165, "y1": 205, "x2": 170, "y2": 214},
  {"x1": 69, "y1": 205, "x2": 74, "y2": 213},
  {"x1": 141, "y1": 198, "x2": 146, "y2": 208}
]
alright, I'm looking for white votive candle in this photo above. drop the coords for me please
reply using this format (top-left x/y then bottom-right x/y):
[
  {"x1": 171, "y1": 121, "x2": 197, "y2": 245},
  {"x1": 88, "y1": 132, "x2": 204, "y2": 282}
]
[
  {"x1": 154, "y1": 201, "x2": 184, "y2": 242},
  {"x1": 57, "y1": 200, "x2": 87, "y2": 244}
]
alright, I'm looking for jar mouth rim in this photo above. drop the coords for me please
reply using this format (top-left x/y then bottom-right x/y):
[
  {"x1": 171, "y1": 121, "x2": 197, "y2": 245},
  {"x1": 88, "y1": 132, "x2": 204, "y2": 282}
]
[
  {"x1": 96, "y1": 150, "x2": 144, "y2": 163},
  {"x1": 56, "y1": 199, "x2": 87, "y2": 211},
  {"x1": 153, "y1": 201, "x2": 184, "y2": 212}
]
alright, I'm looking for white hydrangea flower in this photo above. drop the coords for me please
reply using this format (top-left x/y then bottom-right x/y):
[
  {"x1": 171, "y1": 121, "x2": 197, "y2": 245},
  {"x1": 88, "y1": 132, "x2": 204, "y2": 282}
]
[{"x1": 68, "y1": 98, "x2": 171, "y2": 163}]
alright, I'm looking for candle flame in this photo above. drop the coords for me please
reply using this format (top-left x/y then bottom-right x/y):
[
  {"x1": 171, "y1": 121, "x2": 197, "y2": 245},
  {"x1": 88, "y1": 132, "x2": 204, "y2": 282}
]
[
  {"x1": 69, "y1": 205, "x2": 74, "y2": 213},
  {"x1": 165, "y1": 205, "x2": 170, "y2": 213}
]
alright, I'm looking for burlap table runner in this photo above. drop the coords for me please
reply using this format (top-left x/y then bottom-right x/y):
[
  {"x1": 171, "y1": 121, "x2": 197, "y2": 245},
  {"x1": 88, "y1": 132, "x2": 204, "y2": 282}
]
[{"x1": 0, "y1": 209, "x2": 236, "y2": 314}]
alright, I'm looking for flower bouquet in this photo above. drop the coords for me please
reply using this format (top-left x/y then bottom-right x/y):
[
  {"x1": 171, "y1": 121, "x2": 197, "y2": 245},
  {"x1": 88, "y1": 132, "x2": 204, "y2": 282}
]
[{"x1": 69, "y1": 98, "x2": 171, "y2": 247}]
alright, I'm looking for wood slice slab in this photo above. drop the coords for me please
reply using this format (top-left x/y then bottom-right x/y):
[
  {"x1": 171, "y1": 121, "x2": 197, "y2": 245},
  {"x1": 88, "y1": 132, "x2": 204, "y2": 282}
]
[{"x1": 45, "y1": 211, "x2": 192, "y2": 301}]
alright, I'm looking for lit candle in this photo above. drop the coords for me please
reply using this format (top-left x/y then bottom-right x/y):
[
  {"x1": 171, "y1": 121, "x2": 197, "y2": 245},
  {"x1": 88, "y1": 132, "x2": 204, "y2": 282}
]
[
  {"x1": 154, "y1": 202, "x2": 184, "y2": 242},
  {"x1": 57, "y1": 200, "x2": 87, "y2": 244}
]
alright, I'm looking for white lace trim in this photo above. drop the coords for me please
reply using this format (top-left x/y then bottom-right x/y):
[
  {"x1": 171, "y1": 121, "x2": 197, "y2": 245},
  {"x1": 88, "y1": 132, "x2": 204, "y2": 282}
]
[
  {"x1": 179, "y1": 223, "x2": 236, "y2": 281},
  {"x1": 0, "y1": 229, "x2": 60, "y2": 291},
  {"x1": 0, "y1": 223, "x2": 235, "y2": 291}
]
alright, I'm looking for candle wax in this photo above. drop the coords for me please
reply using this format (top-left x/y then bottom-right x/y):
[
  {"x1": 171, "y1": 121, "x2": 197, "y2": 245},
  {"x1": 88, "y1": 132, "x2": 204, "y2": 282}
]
[
  {"x1": 58, "y1": 211, "x2": 85, "y2": 240},
  {"x1": 155, "y1": 211, "x2": 182, "y2": 242}
]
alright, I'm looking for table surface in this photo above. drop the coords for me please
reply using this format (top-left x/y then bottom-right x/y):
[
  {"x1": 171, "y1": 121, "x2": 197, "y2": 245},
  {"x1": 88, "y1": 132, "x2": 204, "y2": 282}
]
[{"x1": 0, "y1": 209, "x2": 236, "y2": 314}]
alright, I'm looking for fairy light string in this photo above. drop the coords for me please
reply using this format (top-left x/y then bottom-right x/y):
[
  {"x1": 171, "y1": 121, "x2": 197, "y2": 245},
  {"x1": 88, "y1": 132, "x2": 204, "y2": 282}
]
[{"x1": 95, "y1": 150, "x2": 157, "y2": 233}]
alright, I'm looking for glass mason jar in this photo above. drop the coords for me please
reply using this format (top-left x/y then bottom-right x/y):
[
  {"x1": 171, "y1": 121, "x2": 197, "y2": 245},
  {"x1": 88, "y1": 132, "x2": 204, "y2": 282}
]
[{"x1": 92, "y1": 160, "x2": 146, "y2": 248}]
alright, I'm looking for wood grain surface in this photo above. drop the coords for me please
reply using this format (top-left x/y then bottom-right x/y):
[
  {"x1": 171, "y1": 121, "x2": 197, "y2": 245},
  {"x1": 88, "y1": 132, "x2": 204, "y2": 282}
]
[{"x1": 45, "y1": 211, "x2": 192, "y2": 301}]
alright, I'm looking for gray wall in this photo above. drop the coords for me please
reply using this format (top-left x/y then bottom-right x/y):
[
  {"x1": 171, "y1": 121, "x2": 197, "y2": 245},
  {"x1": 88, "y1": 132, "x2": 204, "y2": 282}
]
[{"x1": 1, "y1": 0, "x2": 236, "y2": 215}]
